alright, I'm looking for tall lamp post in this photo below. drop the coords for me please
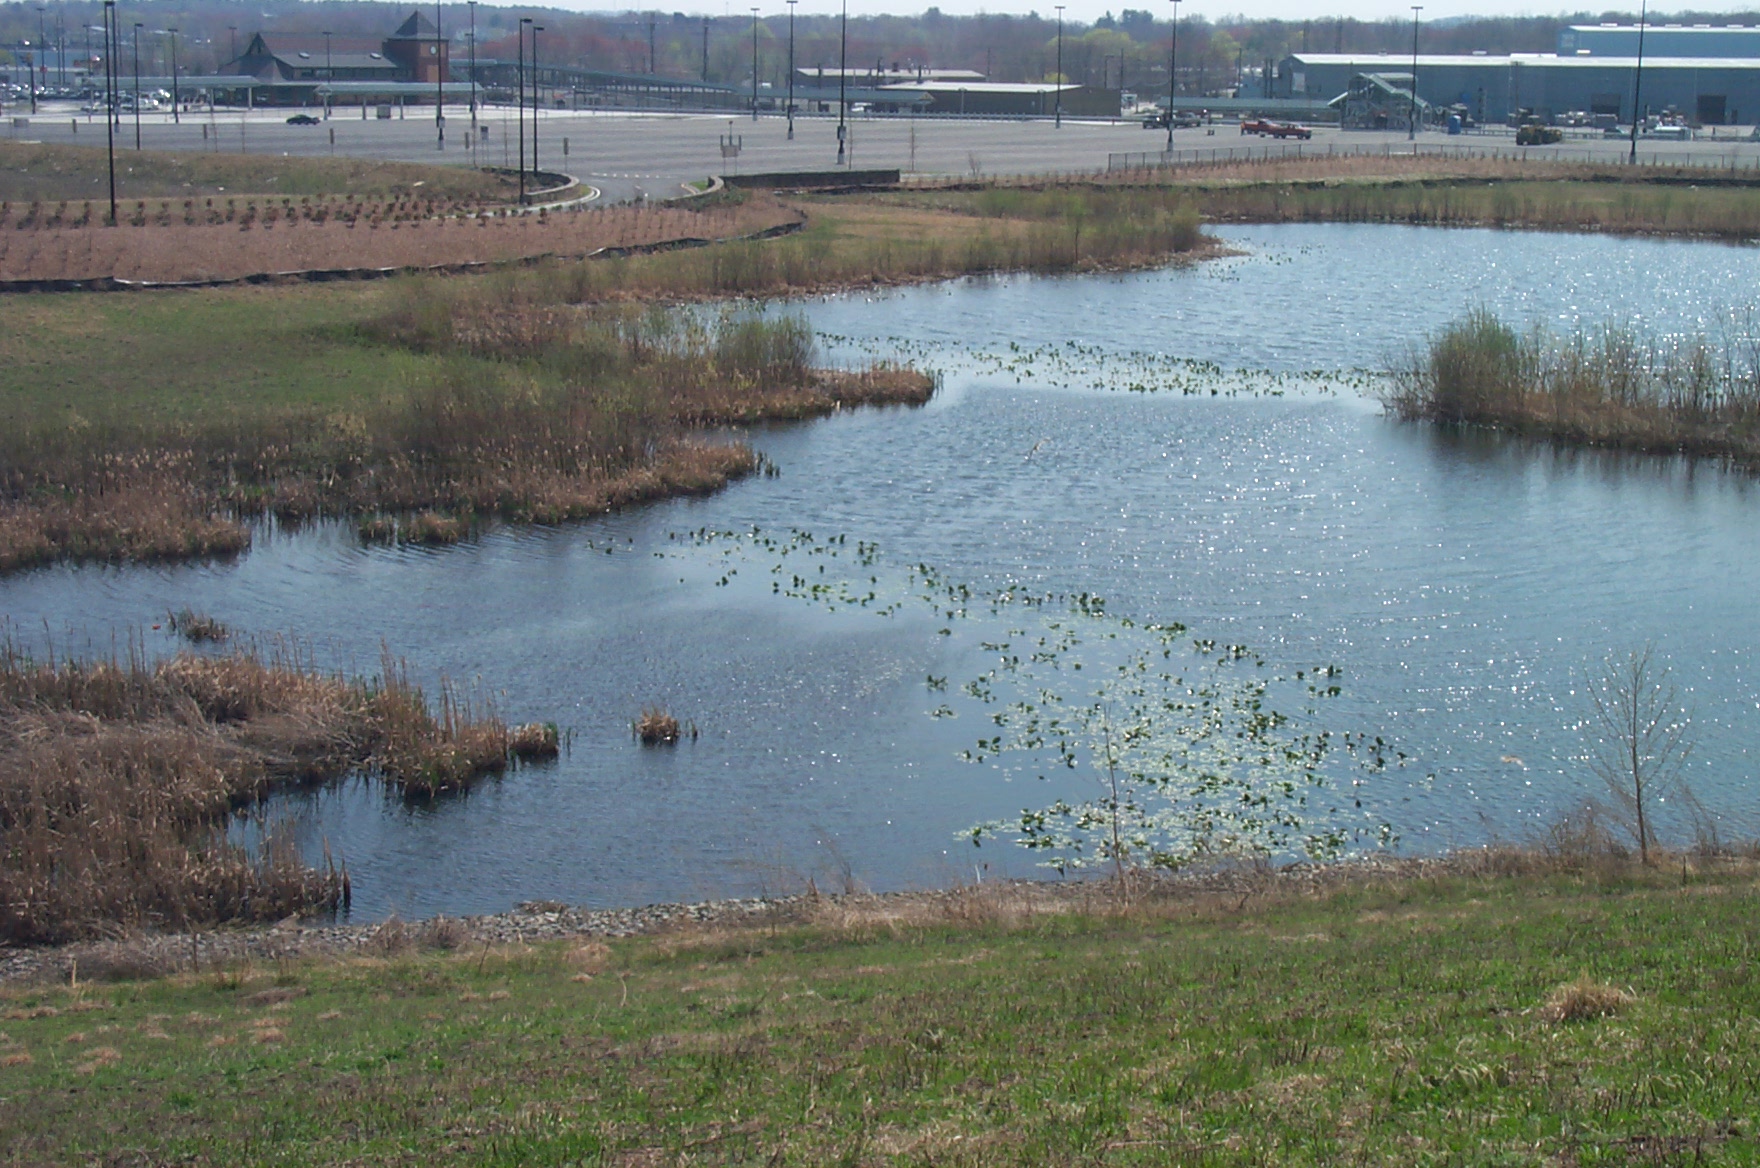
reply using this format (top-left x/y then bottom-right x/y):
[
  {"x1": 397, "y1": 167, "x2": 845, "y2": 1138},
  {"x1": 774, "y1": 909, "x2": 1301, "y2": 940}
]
[
  {"x1": 1165, "y1": 0, "x2": 1178, "y2": 152},
  {"x1": 786, "y1": 0, "x2": 796, "y2": 139},
  {"x1": 750, "y1": 8, "x2": 760, "y2": 122},
  {"x1": 435, "y1": 0, "x2": 444, "y2": 149},
  {"x1": 321, "y1": 30, "x2": 331, "y2": 119},
  {"x1": 1054, "y1": 5, "x2": 1064, "y2": 127},
  {"x1": 532, "y1": 24, "x2": 542, "y2": 175},
  {"x1": 32, "y1": 5, "x2": 45, "y2": 112},
  {"x1": 836, "y1": 0, "x2": 847, "y2": 164},
  {"x1": 167, "y1": 27, "x2": 179, "y2": 124},
  {"x1": 467, "y1": 0, "x2": 477, "y2": 142},
  {"x1": 517, "y1": 17, "x2": 530, "y2": 201},
  {"x1": 131, "y1": 21, "x2": 140, "y2": 148},
  {"x1": 1406, "y1": 5, "x2": 1421, "y2": 140},
  {"x1": 100, "y1": 3, "x2": 115, "y2": 220},
  {"x1": 1628, "y1": 0, "x2": 1648, "y2": 164}
]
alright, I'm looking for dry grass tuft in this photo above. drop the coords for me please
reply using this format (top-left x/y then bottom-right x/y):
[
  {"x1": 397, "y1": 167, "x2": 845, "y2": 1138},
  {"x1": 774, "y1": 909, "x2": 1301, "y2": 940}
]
[
  {"x1": 72, "y1": 1046, "x2": 121, "y2": 1074},
  {"x1": 565, "y1": 942, "x2": 613, "y2": 976},
  {"x1": 420, "y1": 916, "x2": 472, "y2": 951},
  {"x1": 1542, "y1": 975, "x2": 1635, "y2": 1024},
  {"x1": 167, "y1": 608, "x2": 230, "y2": 644},
  {"x1": 508, "y1": 722, "x2": 561, "y2": 762},
  {"x1": 634, "y1": 707, "x2": 681, "y2": 746},
  {"x1": 0, "y1": 1051, "x2": 32, "y2": 1067}
]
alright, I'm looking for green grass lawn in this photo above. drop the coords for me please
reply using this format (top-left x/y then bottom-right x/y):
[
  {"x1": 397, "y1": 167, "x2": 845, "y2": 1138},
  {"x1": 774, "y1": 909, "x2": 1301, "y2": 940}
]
[
  {"x1": 0, "y1": 285, "x2": 470, "y2": 430},
  {"x1": 3, "y1": 866, "x2": 1756, "y2": 1165},
  {"x1": 0, "y1": 140, "x2": 517, "y2": 204}
]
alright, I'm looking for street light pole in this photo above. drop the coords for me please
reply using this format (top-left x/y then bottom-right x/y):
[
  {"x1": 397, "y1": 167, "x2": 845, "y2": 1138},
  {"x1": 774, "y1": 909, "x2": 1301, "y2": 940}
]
[
  {"x1": 1165, "y1": 0, "x2": 1178, "y2": 152},
  {"x1": 435, "y1": 0, "x2": 444, "y2": 149},
  {"x1": 321, "y1": 30, "x2": 331, "y2": 120},
  {"x1": 1054, "y1": 6, "x2": 1064, "y2": 127},
  {"x1": 517, "y1": 17, "x2": 530, "y2": 202},
  {"x1": 836, "y1": 0, "x2": 847, "y2": 164},
  {"x1": 131, "y1": 22, "x2": 140, "y2": 148},
  {"x1": 1628, "y1": 0, "x2": 1648, "y2": 164},
  {"x1": 1407, "y1": 5, "x2": 1421, "y2": 140},
  {"x1": 168, "y1": 27, "x2": 179, "y2": 124},
  {"x1": 32, "y1": 5, "x2": 45, "y2": 113},
  {"x1": 786, "y1": 0, "x2": 796, "y2": 140},
  {"x1": 532, "y1": 24, "x2": 542, "y2": 175},
  {"x1": 468, "y1": 1, "x2": 477, "y2": 143},
  {"x1": 101, "y1": 3, "x2": 115, "y2": 221},
  {"x1": 750, "y1": 8, "x2": 759, "y2": 122}
]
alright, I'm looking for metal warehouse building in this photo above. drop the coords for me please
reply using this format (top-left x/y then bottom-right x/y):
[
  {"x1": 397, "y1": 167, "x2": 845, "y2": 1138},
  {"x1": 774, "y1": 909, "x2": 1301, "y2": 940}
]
[{"x1": 1277, "y1": 50, "x2": 1760, "y2": 125}]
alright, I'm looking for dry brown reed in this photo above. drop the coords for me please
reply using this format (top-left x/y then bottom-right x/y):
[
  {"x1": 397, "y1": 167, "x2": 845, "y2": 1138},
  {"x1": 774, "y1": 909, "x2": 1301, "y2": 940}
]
[
  {"x1": 1385, "y1": 310, "x2": 1760, "y2": 464},
  {"x1": 167, "y1": 609, "x2": 229, "y2": 643},
  {"x1": 0, "y1": 642, "x2": 536, "y2": 944},
  {"x1": 634, "y1": 708, "x2": 681, "y2": 745}
]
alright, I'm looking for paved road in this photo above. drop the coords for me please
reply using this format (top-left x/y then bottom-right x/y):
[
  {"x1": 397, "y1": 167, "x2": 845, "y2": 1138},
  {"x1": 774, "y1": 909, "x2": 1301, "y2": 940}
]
[{"x1": 12, "y1": 102, "x2": 1760, "y2": 203}]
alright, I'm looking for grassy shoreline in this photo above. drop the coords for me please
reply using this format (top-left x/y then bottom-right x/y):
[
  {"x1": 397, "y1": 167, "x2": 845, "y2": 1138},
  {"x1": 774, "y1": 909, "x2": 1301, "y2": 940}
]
[
  {"x1": 0, "y1": 185, "x2": 1205, "y2": 575},
  {"x1": 2, "y1": 850, "x2": 1756, "y2": 1164}
]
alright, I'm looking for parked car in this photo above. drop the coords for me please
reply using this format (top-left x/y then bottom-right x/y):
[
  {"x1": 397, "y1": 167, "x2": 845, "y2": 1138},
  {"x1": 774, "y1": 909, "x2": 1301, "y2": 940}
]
[
  {"x1": 286, "y1": 113, "x2": 321, "y2": 125},
  {"x1": 1142, "y1": 110, "x2": 1204, "y2": 129},
  {"x1": 1241, "y1": 118, "x2": 1312, "y2": 139},
  {"x1": 1515, "y1": 123, "x2": 1564, "y2": 145}
]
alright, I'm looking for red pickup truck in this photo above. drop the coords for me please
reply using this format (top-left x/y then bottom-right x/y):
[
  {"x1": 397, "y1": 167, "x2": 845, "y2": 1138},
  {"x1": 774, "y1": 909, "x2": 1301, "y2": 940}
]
[{"x1": 1240, "y1": 118, "x2": 1313, "y2": 139}]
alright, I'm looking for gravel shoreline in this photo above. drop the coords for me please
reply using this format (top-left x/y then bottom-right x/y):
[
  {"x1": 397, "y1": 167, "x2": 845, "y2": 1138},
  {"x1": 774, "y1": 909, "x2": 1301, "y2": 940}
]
[{"x1": 0, "y1": 851, "x2": 1622, "y2": 988}]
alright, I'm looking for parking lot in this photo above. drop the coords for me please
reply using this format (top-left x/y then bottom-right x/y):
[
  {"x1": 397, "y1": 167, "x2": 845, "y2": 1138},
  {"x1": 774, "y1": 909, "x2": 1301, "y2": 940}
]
[{"x1": 10, "y1": 100, "x2": 1760, "y2": 203}]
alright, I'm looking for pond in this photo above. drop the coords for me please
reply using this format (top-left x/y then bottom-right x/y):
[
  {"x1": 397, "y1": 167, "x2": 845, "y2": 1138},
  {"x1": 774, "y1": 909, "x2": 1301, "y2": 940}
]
[{"x1": 6, "y1": 223, "x2": 1759, "y2": 919}]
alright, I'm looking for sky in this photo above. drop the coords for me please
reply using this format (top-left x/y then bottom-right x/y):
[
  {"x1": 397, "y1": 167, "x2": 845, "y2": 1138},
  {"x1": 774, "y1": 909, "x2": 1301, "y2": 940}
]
[{"x1": 534, "y1": 0, "x2": 1760, "y2": 26}]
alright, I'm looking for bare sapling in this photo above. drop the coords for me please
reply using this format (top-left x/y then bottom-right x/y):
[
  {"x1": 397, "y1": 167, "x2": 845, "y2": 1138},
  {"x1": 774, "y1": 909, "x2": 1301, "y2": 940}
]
[{"x1": 1582, "y1": 644, "x2": 1698, "y2": 866}]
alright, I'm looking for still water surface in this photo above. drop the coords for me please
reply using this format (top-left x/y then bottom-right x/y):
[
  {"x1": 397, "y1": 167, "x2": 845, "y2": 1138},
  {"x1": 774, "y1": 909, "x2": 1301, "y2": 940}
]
[{"x1": 5, "y1": 223, "x2": 1759, "y2": 917}]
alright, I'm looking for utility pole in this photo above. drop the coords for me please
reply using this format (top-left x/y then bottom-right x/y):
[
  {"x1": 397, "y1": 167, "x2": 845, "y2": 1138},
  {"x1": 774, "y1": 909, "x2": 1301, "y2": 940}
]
[
  {"x1": 702, "y1": 17, "x2": 709, "y2": 82},
  {"x1": 750, "y1": 8, "x2": 759, "y2": 121},
  {"x1": 321, "y1": 30, "x2": 331, "y2": 119},
  {"x1": 1166, "y1": 0, "x2": 1178, "y2": 152},
  {"x1": 1407, "y1": 6, "x2": 1421, "y2": 140},
  {"x1": 836, "y1": 0, "x2": 847, "y2": 164},
  {"x1": 1629, "y1": 0, "x2": 1648, "y2": 164},
  {"x1": 468, "y1": 0, "x2": 477, "y2": 142},
  {"x1": 1054, "y1": 6, "x2": 1064, "y2": 127},
  {"x1": 436, "y1": 0, "x2": 444, "y2": 150},
  {"x1": 649, "y1": 13, "x2": 657, "y2": 74},
  {"x1": 786, "y1": 0, "x2": 796, "y2": 139}
]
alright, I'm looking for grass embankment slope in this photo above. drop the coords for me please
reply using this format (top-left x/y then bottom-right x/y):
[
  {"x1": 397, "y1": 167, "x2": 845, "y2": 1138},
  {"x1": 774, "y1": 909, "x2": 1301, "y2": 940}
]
[
  {"x1": 0, "y1": 140, "x2": 519, "y2": 203},
  {"x1": 971, "y1": 153, "x2": 1760, "y2": 240},
  {"x1": 3, "y1": 861, "x2": 1757, "y2": 1165}
]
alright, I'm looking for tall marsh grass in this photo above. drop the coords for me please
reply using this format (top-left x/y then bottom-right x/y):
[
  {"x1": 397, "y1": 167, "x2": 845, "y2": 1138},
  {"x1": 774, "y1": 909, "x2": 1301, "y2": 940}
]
[
  {"x1": 0, "y1": 642, "x2": 532, "y2": 943},
  {"x1": 1386, "y1": 309, "x2": 1760, "y2": 460}
]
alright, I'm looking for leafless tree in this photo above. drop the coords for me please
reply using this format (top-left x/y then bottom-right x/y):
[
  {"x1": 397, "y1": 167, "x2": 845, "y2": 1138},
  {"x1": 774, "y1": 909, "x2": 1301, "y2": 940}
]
[{"x1": 1583, "y1": 644, "x2": 1697, "y2": 866}]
